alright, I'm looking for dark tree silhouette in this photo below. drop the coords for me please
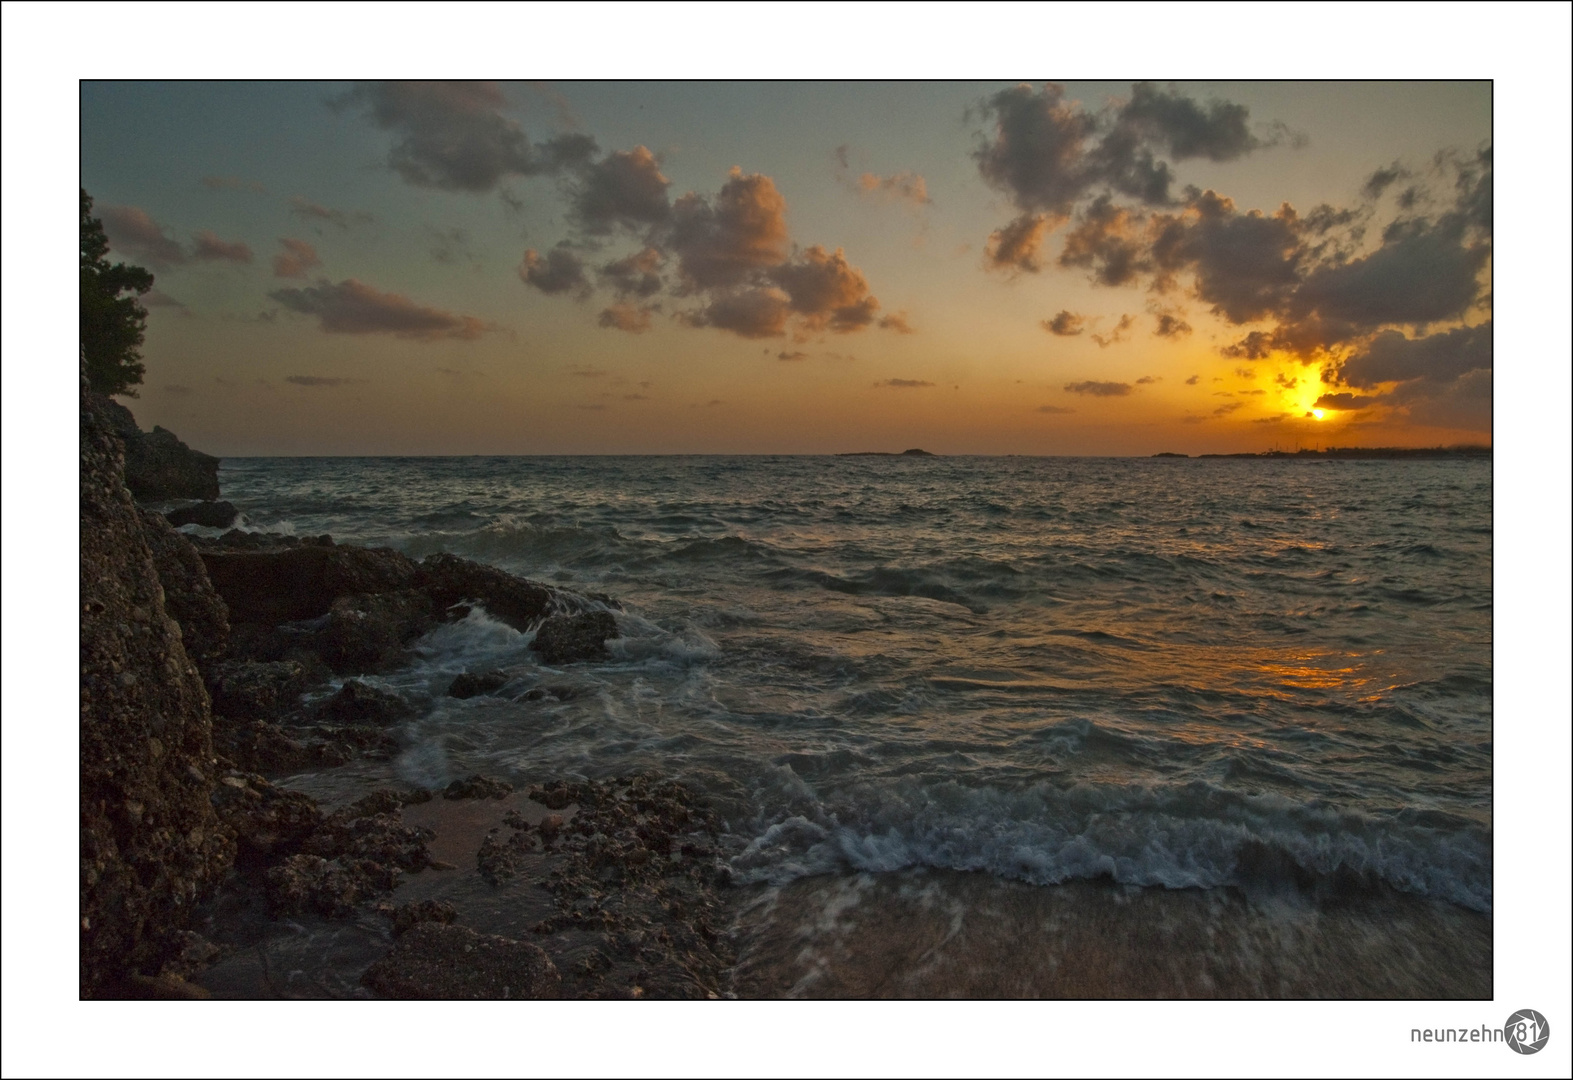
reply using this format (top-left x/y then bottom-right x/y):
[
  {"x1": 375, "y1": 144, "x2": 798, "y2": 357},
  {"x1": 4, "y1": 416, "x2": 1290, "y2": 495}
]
[{"x1": 81, "y1": 189, "x2": 154, "y2": 396}]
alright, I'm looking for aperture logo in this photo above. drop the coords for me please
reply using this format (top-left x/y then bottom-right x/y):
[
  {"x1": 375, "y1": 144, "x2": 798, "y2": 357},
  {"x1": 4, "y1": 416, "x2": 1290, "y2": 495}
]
[{"x1": 1505, "y1": 1009, "x2": 1550, "y2": 1055}]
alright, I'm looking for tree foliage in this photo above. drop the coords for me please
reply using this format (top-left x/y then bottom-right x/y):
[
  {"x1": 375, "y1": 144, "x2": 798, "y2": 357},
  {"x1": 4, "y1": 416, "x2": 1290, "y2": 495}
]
[{"x1": 81, "y1": 189, "x2": 154, "y2": 396}]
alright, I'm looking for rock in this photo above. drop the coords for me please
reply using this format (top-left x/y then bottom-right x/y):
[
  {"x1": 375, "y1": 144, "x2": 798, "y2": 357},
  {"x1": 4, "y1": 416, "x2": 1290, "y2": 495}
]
[
  {"x1": 80, "y1": 382, "x2": 234, "y2": 997},
  {"x1": 199, "y1": 542, "x2": 419, "y2": 626},
  {"x1": 319, "y1": 590, "x2": 433, "y2": 673},
  {"x1": 442, "y1": 775, "x2": 514, "y2": 800},
  {"x1": 164, "y1": 501, "x2": 239, "y2": 529},
  {"x1": 320, "y1": 680, "x2": 413, "y2": 725},
  {"x1": 303, "y1": 810, "x2": 434, "y2": 871},
  {"x1": 209, "y1": 772, "x2": 323, "y2": 857},
  {"x1": 361, "y1": 922, "x2": 561, "y2": 1000},
  {"x1": 212, "y1": 716, "x2": 350, "y2": 775},
  {"x1": 382, "y1": 899, "x2": 458, "y2": 937},
  {"x1": 530, "y1": 611, "x2": 619, "y2": 664},
  {"x1": 447, "y1": 670, "x2": 509, "y2": 699},
  {"x1": 264, "y1": 853, "x2": 401, "y2": 917},
  {"x1": 138, "y1": 509, "x2": 230, "y2": 661},
  {"x1": 122, "y1": 425, "x2": 221, "y2": 502},
  {"x1": 206, "y1": 660, "x2": 309, "y2": 721},
  {"x1": 415, "y1": 552, "x2": 553, "y2": 632}
]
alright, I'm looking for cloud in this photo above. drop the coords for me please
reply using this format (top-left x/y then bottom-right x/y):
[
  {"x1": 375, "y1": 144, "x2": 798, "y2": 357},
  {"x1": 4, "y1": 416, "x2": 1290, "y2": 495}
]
[
  {"x1": 427, "y1": 227, "x2": 475, "y2": 265},
  {"x1": 519, "y1": 243, "x2": 591, "y2": 297},
  {"x1": 142, "y1": 289, "x2": 185, "y2": 308},
  {"x1": 875, "y1": 378, "x2": 935, "y2": 388},
  {"x1": 1213, "y1": 401, "x2": 1244, "y2": 415},
  {"x1": 1362, "y1": 162, "x2": 1411, "y2": 201},
  {"x1": 1185, "y1": 375, "x2": 1199, "y2": 385},
  {"x1": 1314, "y1": 392, "x2": 1377, "y2": 410},
  {"x1": 878, "y1": 311, "x2": 915, "y2": 334},
  {"x1": 289, "y1": 197, "x2": 372, "y2": 230},
  {"x1": 1338, "y1": 322, "x2": 1491, "y2": 389},
  {"x1": 771, "y1": 245, "x2": 880, "y2": 332},
  {"x1": 623, "y1": 393, "x2": 650, "y2": 401},
  {"x1": 684, "y1": 286, "x2": 791, "y2": 338},
  {"x1": 1059, "y1": 195, "x2": 1151, "y2": 285},
  {"x1": 343, "y1": 81, "x2": 592, "y2": 192},
  {"x1": 1042, "y1": 310, "x2": 1085, "y2": 336},
  {"x1": 777, "y1": 350, "x2": 809, "y2": 361},
  {"x1": 99, "y1": 205, "x2": 186, "y2": 267},
  {"x1": 1136, "y1": 375, "x2": 1160, "y2": 385},
  {"x1": 973, "y1": 82, "x2": 1285, "y2": 219},
  {"x1": 1234, "y1": 367, "x2": 1256, "y2": 379},
  {"x1": 599, "y1": 247, "x2": 665, "y2": 297},
  {"x1": 1274, "y1": 372, "x2": 1298, "y2": 389},
  {"x1": 1089, "y1": 314, "x2": 1134, "y2": 348},
  {"x1": 858, "y1": 170, "x2": 930, "y2": 206},
  {"x1": 668, "y1": 167, "x2": 791, "y2": 289},
  {"x1": 569, "y1": 145, "x2": 672, "y2": 233},
  {"x1": 269, "y1": 278, "x2": 490, "y2": 339},
  {"x1": 1037, "y1": 404, "x2": 1076, "y2": 413},
  {"x1": 596, "y1": 302, "x2": 658, "y2": 333},
  {"x1": 190, "y1": 231, "x2": 253, "y2": 263},
  {"x1": 1064, "y1": 380, "x2": 1132, "y2": 396},
  {"x1": 201, "y1": 175, "x2": 267, "y2": 194},
  {"x1": 984, "y1": 213, "x2": 1056, "y2": 273},
  {"x1": 285, "y1": 375, "x2": 368, "y2": 387},
  {"x1": 1153, "y1": 312, "x2": 1191, "y2": 338},
  {"x1": 272, "y1": 237, "x2": 321, "y2": 278}
]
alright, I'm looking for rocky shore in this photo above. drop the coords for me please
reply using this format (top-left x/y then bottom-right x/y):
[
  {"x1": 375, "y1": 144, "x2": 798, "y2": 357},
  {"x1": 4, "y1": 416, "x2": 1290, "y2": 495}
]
[{"x1": 79, "y1": 379, "x2": 734, "y2": 999}]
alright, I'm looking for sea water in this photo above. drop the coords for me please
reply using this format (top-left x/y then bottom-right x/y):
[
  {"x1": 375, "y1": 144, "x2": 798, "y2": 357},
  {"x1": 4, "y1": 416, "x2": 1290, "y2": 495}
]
[{"x1": 211, "y1": 454, "x2": 1492, "y2": 995}]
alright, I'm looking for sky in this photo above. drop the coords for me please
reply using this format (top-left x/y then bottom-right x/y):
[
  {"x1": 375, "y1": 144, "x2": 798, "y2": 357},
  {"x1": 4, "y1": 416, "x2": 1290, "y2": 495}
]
[{"x1": 80, "y1": 79, "x2": 1494, "y2": 456}]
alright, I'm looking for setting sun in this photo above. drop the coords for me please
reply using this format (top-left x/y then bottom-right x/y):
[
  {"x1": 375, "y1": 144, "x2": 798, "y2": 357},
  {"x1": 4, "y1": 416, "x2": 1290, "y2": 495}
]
[{"x1": 1313, "y1": 409, "x2": 1326, "y2": 420}]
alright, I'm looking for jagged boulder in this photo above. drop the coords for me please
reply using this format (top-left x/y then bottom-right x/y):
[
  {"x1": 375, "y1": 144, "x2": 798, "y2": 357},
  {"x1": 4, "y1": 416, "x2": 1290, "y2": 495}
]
[
  {"x1": 199, "y1": 540, "x2": 419, "y2": 625},
  {"x1": 531, "y1": 611, "x2": 619, "y2": 664},
  {"x1": 102, "y1": 400, "x2": 221, "y2": 502},
  {"x1": 164, "y1": 501, "x2": 238, "y2": 529},
  {"x1": 138, "y1": 510, "x2": 230, "y2": 661},
  {"x1": 80, "y1": 383, "x2": 233, "y2": 996},
  {"x1": 415, "y1": 552, "x2": 552, "y2": 631}
]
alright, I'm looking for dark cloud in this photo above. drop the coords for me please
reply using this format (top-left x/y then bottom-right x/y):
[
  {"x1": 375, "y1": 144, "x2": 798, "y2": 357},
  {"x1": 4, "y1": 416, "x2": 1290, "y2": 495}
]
[
  {"x1": 777, "y1": 350, "x2": 809, "y2": 361},
  {"x1": 771, "y1": 246, "x2": 880, "y2": 332},
  {"x1": 1058, "y1": 196, "x2": 1152, "y2": 286},
  {"x1": 269, "y1": 279, "x2": 490, "y2": 340},
  {"x1": 1184, "y1": 375, "x2": 1199, "y2": 385},
  {"x1": 191, "y1": 231, "x2": 253, "y2": 263},
  {"x1": 1042, "y1": 310, "x2": 1085, "y2": 336},
  {"x1": 973, "y1": 82, "x2": 1285, "y2": 219},
  {"x1": 1064, "y1": 380, "x2": 1132, "y2": 396},
  {"x1": 879, "y1": 311, "x2": 915, "y2": 334},
  {"x1": 1362, "y1": 162, "x2": 1411, "y2": 201},
  {"x1": 142, "y1": 289, "x2": 185, "y2": 308},
  {"x1": 272, "y1": 237, "x2": 321, "y2": 278},
  {"x1": 668, "y1": 168, "x2": 790, "y2": 289},
  {"x1": 99, "y1": 205, "x2": 186, "y2": 267},
  {"x1": 1153, "y1": 312, "x2": 1191, "y2": 338},
  {"x1": 984, "y1": 213, "x2": 1055, "y2": 273},
  {"x1": 1234, "y1": 367, "x2": 1256, "y2": 379},
  {"x1": 1213, "y1": 401, "x2": 1244, "y2": 416},
  {"x1": 1151, "y1": 191, "x2": 1304, "y2": 324},
  {"x1": 569, "y1": 145, "x2": 671, "y2": 233},
  {"x1": 519, "y1": 243, "x2": 591, "y2": 298},
  {"x1": 1037, "y1": 405, "x2": 1076, "y2": 414},
  {"x1": 1090, "y1": 314, "x2": 1134, "y2": 348},
  {"x1": 599, "y1": 247, "x2": 665, "y2": 298},
  {"x1": 289, "y1": 197, "x2": 372, "y2": 230},
  {"x1": 1136, "y1": 375, "x2": 1160, "y2": 385},
  {"x1": 876, "y1": 379, "x2": 935, "y2": 388},
  {"x1": 285, "y1": 375, "x2": 368, "y2": 387},
  {"x1": 684, "y1": 286, "x2": 791, "y2": 339},
  {"x1": 1275, "y1": 372, "x2": 1298, "y2": 389},
  {"x1": 1314, "y1": 392, "x2": 1377, "y2": 410},
  {"x1": 1338, "y1": 322, "x2": 1491, "y2": 389},
  {"x1": 344, "y1": 81, "x2": 590, "y2": 192},
  {"x1": 596, "y1": 302, "x2": 658, "y2": 333}
]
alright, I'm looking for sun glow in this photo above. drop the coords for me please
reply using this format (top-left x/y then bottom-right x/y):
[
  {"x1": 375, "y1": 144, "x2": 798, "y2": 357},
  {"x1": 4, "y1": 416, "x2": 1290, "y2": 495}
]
[{"x1": 1312, "y1": 408, "x2": 1326, "y2": 420}]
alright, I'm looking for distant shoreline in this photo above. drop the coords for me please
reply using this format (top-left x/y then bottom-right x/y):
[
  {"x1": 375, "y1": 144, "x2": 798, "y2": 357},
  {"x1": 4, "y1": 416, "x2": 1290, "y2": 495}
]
[{"x1": 1151, "y1": 446, "x2": 1492, "y2": 461}]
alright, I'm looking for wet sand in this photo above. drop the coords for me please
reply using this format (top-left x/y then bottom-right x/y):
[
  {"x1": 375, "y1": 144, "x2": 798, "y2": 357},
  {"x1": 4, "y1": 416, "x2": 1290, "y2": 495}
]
[{"x1": 727, "y1": 869, "x2": 1491, "y2": 999}]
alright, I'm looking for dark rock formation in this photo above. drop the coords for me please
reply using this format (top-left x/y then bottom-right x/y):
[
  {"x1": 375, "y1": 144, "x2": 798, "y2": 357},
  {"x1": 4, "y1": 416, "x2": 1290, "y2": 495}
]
[
  {"x1": 415, "y1": 552, "x2": 552, "y2": 631},
  {"x1": 442, "y1": 775, "x2": 515, "y2": 800},
  {"x1": 362, "y1": 922, "x2": 561, "y2": 1000},
  {"x1": 206, "y1": 660, "x2": 310, "y2": 721},
  {"x1": 319, "y1": 590, "x2": 432, "y2": 673},
  {"x1": 320, "y1": 680, "x2": 413, "y2": 725},
  {"x1": 381, "y1": 898, "x2": 458, "y2": 937},
  {"x1": 198, "y1": 540, "x2": 417, "y2": 626},
  {"x1": 80, "y1": 382, "x2": 233, "y2": 996},
  {"x1": 164, "y1": 501, "x2": 238, "y2": 529},
  {"x1": 531, "y1": 611, "x2": 618, "y2": 664},
  {"x1": 264, "y1": 854, "x2": 402, "y2": 917},
  {"x1": 210, "y1": 772, "x2": 323, "y2": 858},
  {"x1": 97, "y1": 397, "x2": 221, "y2": 502},
  {"x1": 138, "y1": 510, "x2": 229, "y2": 661},
  {"x1": 447, "y1": 670, "x2": 509, "y2": 699}
]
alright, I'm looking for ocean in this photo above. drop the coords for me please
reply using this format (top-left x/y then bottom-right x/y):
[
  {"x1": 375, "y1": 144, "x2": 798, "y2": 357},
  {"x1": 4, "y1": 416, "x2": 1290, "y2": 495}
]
[{"x1": 210, "y1": 453, "x2": 1493, "y2": 996}]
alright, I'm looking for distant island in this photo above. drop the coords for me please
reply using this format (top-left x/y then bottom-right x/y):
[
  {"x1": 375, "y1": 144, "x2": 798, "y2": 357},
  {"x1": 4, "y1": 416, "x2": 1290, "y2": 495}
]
[
  {"x1": 836, "y1": 448, "x2": 936, "y2": 457},
  {"x1": 1152, "y1": 446, "x2": 1490, "y2": 460}
]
